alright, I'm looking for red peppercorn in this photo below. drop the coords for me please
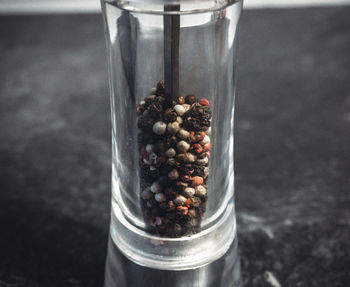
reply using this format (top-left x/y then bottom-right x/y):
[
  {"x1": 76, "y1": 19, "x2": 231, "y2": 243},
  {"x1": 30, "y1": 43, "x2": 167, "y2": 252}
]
[
  {"x1": 191, "y1": 176, "x2": 204, "y2": 186},
  {"x1": 191, "y1": 143, "x2": 203, "y2": 154},
  {"x1": 177, "y1": 206, "x2": 188, "y2": 215},
  {"x1": 185, "y1": 198, "x2": 191, "y2": 208},
  {"x1": 199, "y1": 99, "x2": 210, "y2": 107}
]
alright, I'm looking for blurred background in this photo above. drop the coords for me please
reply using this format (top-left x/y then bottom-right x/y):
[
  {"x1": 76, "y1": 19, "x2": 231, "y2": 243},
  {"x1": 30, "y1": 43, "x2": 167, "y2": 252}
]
[{"x1": 0, "y1": 0, "x2": 350, "y2": 286}]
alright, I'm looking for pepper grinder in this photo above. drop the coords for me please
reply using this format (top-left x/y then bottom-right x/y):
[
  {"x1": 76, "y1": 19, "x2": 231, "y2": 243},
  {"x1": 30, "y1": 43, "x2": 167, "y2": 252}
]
[{"x1": 101, "y1": 0, "x2": 243, "y2": 285}]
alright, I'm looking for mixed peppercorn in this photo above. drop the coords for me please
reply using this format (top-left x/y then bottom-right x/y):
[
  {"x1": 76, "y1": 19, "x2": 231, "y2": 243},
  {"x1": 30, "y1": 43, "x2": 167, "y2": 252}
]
[{"x1": 137, "y1": 80, "x2": 212, "y2": 237}]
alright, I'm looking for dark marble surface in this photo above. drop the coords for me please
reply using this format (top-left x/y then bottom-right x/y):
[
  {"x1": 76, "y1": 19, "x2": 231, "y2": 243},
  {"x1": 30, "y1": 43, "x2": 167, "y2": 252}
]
[{"x1": 0, "y1": 7, "x2": 349, "y2": 287}]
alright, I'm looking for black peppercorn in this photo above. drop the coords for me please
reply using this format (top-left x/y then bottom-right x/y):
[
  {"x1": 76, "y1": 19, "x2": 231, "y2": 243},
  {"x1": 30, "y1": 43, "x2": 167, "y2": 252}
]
[
  {"x1": 156, "y1": 80, "x2": 165, "y2": 96},
  {"x1": 185, "y1": 94, "x2": 197, "y2": 105},
  {"x1": 164, "y1": 108, "x2": 178, "y2": 122},
  {"x1": 137, "y1": 116, "x2": 154, "y2": 131}
]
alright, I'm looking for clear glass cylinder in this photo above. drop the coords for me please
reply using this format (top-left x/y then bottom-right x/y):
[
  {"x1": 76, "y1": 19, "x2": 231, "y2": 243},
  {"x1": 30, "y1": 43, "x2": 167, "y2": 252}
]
[{"x1": 101, "y1": 0, "x2": 242, "y2": 270}]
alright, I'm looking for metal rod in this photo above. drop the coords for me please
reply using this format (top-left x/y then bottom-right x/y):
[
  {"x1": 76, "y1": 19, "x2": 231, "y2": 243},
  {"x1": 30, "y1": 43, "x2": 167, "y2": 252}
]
[{"x1": 164, "y1": 3, "x2": 180, "y2": 107}]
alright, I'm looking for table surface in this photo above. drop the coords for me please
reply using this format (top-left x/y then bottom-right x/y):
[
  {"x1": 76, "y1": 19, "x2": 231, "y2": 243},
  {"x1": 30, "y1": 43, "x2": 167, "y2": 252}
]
[{"x1": 0, "y1": 7, "x2": 350, "y2": 287}]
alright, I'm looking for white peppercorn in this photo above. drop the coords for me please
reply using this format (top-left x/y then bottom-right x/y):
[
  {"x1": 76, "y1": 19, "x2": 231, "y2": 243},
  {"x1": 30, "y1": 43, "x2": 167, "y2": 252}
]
[
  {"x1": 204, "y1": 167, "x2": 209, "y2": 178},
  {"x1": 177, "y1": 140, "x2": 190, "y2": 152},
  {"x1": 177, "y1": 129, "x2": 190, "y2": 139},
  {"x1": 206, "y1": 127, "x2": 211, "y2": 136},
  {"x1": 201, "y1": 135, "x2": 210, "y2": 145},
  {"x1": 183, "y1": 104, "x2": 191, "y2": 112},
  {"x1": 174, "y1": 195, "x2": 187, "y2": 206},
  {"x1": 183, "y1": 187, "x2": 195, "y2": 197},
  {"x1": 150, "y1": 181, "x2": 162, "y2": 193},
  {"x1": 168, "y1": 169, "x2": 179, "y2": 180},
  {"x1": 165, "y1": 148, "x2": 176, "y2": 158},
  {"x1": 195, "y1": 185, "x2": 207, "y2": 197},
  {"x1": 154, "y1": 193, "x2": 166, "y2": 202},
  {"x1": 174, "y1": 104, "x2": 185, "y2": 116},
  {"x1": 196, "y1": 156, "x2": 208, "y2": 166},
  {"x1": 167, "y1": 122, "x2": 180, "y2": 135},
  {"x1": 185, "y1": 153, "x2": 197, "y2": 163},
  {"x1": 152, "y1": 121, "x2": 167, "y2": 135}
]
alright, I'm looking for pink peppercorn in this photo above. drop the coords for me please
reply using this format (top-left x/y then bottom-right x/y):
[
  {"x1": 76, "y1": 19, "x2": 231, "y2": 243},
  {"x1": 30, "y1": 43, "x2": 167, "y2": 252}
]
[
  {"x1": 199, "y1": 99, "x2": 210, "y2": 107},
  {"x1": 177, "y1": 206, "x2": 189, "y2": 215},
  {"x1": 191, "y1": 176, "x2": 204, "y2": 186},
  {"x1": 192, "y1": 143, "x2": 203, "y2": 154}
]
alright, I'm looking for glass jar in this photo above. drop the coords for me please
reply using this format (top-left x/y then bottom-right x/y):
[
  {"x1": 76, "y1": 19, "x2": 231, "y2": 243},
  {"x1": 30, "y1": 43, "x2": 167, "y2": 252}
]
[{"x1": 101, "y1": 0, "x2": 242, "y2": 270}]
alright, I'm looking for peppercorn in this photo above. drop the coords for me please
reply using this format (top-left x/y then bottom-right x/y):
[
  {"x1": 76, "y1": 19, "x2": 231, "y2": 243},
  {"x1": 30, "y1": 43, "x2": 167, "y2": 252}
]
[
  {"x1": 201, "y1": 135, "x2": 210, "y2": 144},
  {"x1": 136, "y1": 104, "x2": 145, "y2": 115},
  {"x1": 166, "y1": 158, "x2": 177, "y2": 167},
  {"x1": 174, "y1": 195, "x2": 187, "y2": 205},
  {"x1": 183, "y1": 187, "x2": 195, "y2": 197},
  {"x1": 174, "y1": 104, "x2": 186, "y2": 116},
  {"x1": 206, "y1": 127, "x2": 211, "y2": 136},
  {"x1": 155, "y1": 193, "x2": 166, "y2": 202},
  {"x1": 165, "y1": 148, "x2": 176, "y2": 158},
  {"x1": 177, "y1": 129, "x2": 190, "y2": 140},
  {"x1": 150, "y1": 181, "x2": 162, "y2": 193},
  {"x1": 177, "y1": 140, "x2": 190, "y2": 152},
  {"x1": 156, "y1": 80, "x2": 165, "y2": 96},
  {"x1": 137, "y1": 116, "x2": 154, "y2": 131},
  {"x1": 188, "y1": 209, "x2": 197, "y2": 218},
  {"x1": 191, "y1": 143, "x2": 203, "y2": 154},
  {"x1": 164, "y1": 108, "x2": 178, "y2": 122},
  {"x1": 185, "y1": 94, "x2": 197, "y2": 105},
  {"x1": 184, "y1": 153, "x2": 197, "y2": 163},
  {"x1": 195, "y1": 185, "x2": 207, "y2": 198},
  {"x1": 177, "y1": 206, "x2": 188, "y2": 215},
  {"x1": 152, "y1": 121, "x2": 167, "y2": 135},
  {"x1": 167, "y1": 122, "x2": 180, "y2": 135},
  {"x1": 178, "y1": 96, "x2": 185, "y2": 104},
  {"x1": 191, "y1": 176, "x2": 204, "y2": 186},
  {"x1": 191, "y1": 197, "x2": 201, "y2": 207},
  {"x1": 168, "y1": 169, "x2": 179, "y2": 180},
  {"x1": 148, "y1": 101, "x2": 163, "y2": 118},
  {"x1": 167, "y1": 200, "x2": 176, "y2": 211},
  {"x1": 199, "y1": 99, "x2": 210, "y2": 107},
  {"x1": 196, "y1": 157, "x2": 208, "y2": 166}
]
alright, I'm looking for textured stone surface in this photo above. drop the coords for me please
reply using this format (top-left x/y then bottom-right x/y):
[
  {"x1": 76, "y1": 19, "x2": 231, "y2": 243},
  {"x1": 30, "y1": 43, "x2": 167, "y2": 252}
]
[{"x1": 0, "y1": 7, "x2": 350, "y2": 286}]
